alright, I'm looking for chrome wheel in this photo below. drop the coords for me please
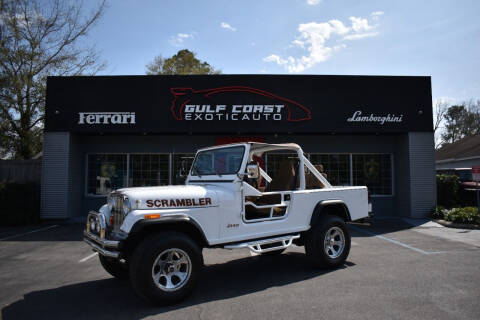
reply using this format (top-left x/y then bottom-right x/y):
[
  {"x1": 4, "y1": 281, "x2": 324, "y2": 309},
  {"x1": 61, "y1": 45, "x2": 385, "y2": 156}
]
[
  {"x1": 151, "y1": 248, "x2": 192, "y2": 292},
  {"x1": 323, "y1": 226, "x2": 345, "y2": 259}
]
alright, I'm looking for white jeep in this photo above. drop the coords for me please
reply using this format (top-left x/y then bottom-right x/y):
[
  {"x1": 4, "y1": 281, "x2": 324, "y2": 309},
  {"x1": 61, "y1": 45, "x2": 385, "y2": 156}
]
[{"x1": 84, "y1": 142, "x2": 370, "y2": 304}]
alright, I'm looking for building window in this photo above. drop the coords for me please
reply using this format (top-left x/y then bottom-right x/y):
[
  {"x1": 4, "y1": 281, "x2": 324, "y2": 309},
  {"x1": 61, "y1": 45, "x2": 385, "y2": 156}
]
[
  {"x1": 309, "y1": 154, "x2": 350, "y2": 186},
  {"x1": 172, "y1": 153, "x2": 195, "y2": 185},
  {"x1": 352, "y1": 154, "x2": 392, "y2": 195},
  {"x1": 87, "y1": 154, "x2": 127, "y2": 195},
  {"x1": 129, "y1": 154, "x2": 169, "y2": 187}
]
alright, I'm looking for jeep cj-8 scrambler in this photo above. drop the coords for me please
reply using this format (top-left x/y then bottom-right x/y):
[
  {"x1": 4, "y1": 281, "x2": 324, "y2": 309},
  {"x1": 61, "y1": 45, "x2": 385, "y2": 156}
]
[{"x1": 84, "y1": 142, "x2": 370, "y2": 305}]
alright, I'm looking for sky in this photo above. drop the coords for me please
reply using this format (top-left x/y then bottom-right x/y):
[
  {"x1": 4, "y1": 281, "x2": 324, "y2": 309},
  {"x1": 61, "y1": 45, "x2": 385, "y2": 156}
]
[{"x1": 84, "y1": 0, "x2": 480, "y2": 104}]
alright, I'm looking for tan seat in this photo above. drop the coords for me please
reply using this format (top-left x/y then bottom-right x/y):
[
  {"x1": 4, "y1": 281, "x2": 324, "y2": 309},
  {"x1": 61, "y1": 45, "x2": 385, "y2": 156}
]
[{"x1": 264, "y1": 159, "x2": 296, "y2": 192}]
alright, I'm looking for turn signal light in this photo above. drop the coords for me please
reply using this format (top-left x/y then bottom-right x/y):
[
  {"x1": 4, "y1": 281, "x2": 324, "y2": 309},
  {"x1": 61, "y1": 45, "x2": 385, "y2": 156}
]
[
  {"x1": 110, "y1": 215, "x2": 114, "y2": 225},
  {"x1": 145, "y1": 214, "x2": 161, "y2": 220}
]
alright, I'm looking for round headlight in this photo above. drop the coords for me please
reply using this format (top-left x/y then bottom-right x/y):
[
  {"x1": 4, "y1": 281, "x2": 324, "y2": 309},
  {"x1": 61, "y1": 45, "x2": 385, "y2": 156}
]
[
  {"x1": 107, "y1": 195, "x2": 115, "y2": 211},
  {"x1": 123, "y1": 197, "x2": 131, "y2": 215}
]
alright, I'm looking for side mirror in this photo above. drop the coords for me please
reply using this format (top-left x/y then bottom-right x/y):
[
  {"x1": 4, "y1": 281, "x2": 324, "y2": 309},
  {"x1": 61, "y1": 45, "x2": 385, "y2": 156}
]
[{"x1": 246, "y1": 163, "x2": 259, "y2": 179}]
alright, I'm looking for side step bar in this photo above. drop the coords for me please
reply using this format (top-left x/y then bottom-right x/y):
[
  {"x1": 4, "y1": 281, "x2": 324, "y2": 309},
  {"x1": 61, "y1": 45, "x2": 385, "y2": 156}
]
[{"x1": 224, "y1": 234, "x2": 300, "y2": 254}]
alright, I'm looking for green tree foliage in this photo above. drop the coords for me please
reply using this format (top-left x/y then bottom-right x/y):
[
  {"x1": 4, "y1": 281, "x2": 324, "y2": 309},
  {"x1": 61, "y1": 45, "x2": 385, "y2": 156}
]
[
  {"x1": 441, "y1": 100, "x2": 480, "y2": 145},
  {"x1": 436, "y1": 174, "x2": 460, "y2": 208},
  {"x1": 0, "y1": 0, "x2": 106, "y2": 159},
  {"x1": 146, "y1": 49, "x2": 220, "y2": 75}
]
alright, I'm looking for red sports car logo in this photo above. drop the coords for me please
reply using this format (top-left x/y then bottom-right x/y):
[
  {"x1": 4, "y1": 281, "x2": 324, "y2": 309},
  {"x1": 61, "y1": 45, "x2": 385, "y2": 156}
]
[{"x1": 170, "y1": 86, "x2": 311, "y2": 122}]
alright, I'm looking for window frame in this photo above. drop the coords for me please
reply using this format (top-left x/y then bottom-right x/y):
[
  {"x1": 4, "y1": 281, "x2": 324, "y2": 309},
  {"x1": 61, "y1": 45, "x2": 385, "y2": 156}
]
[
  {"x1": 307, "y1": 153, "x2": 352, "y2": 187},
  {"x1": 84, "y1": 151, "x2": 394, "y2": 198},
  {"x1": 350, "y1": 153, "x2": 394, "y2": 197},
  {"x1": 128, "y1": 153, "x2": 171, "y2": 188},
  {"x1": 85, "y1": 152, "x2": 172, "y2": 197},
  {"x1": 307, "y1": 152, "x2": 394, "y2": 197},
  {"x1": 85, "y1": 153, "x2": 129, "y2": 198}
]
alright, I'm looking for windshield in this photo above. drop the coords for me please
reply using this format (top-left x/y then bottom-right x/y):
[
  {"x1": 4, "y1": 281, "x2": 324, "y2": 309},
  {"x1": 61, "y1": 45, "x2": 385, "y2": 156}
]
[{"x1": 190, "y1": 146, "x2": 245, "y2": 176}]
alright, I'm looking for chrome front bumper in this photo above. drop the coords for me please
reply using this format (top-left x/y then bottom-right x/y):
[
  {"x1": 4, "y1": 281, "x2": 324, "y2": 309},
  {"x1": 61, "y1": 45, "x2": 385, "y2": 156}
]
[{"x1": 83, "y1": 211, "x2": 121, "y2": 259}]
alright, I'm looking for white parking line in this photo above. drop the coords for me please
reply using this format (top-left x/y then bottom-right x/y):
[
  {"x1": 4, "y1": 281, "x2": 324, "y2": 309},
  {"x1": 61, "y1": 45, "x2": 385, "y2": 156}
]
[
  {"x1": 0, "y1": 225, "x2": 59, "y2": 241},
  {"x1": 350, "y1": 226, "x2": 444, "y2": 255},
  {"x1": 79, "y1": 252, "x2": 98, "y2": 263}
]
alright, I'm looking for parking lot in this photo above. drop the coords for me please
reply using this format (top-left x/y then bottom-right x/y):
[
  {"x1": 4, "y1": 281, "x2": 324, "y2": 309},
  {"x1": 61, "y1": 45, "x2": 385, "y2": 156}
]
[{"x1": 1, "y1": 219, "x2": 480, "y2": 320}]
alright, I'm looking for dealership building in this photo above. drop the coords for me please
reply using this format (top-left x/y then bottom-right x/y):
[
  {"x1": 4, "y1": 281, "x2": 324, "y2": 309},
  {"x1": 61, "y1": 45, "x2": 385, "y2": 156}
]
[{"x1": 41, "y1": 75, "x2": 436, "y2": 219}]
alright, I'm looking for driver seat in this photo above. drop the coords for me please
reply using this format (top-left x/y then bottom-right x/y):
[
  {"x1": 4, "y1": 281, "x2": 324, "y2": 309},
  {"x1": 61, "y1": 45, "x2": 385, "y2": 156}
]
[{"x1": 264, "y1": 159, "x2": 296, "y2": 192}]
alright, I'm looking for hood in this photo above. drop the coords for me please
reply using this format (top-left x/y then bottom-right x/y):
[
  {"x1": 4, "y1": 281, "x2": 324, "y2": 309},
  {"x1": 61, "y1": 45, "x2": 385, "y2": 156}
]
[{"x1": 116, "y1": 185, "x2": 219, "y2": 210}]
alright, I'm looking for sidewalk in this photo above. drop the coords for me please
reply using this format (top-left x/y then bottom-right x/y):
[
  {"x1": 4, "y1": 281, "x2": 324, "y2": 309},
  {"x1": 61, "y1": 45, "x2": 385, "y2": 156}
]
[{"x1": 403, "y1": 218, "x2": 480, "y2": 248}]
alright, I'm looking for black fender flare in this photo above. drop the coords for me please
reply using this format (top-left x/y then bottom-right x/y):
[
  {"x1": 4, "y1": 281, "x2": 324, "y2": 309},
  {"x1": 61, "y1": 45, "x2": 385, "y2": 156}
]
[
  {"x1": 310, "y1": 200, "x2": 352, "y2": 227},
  {"x1": 128, "y1": 214, "x2": 208, "y2": 248}
]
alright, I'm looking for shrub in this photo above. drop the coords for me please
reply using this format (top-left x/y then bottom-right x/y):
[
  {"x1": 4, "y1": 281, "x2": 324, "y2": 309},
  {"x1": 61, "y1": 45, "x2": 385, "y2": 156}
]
[
  {"x1": 432, "y1": 205, "x2": 445, "y2": 219},
  {"x1": 436, "y1": 174, "x2": 460, "y2": 208},
  {"x1": 443, "y1": 207, "x2": 480, "y2": 224},
  {"x1": 0, "y1": 182, "x2": 40, "y2": 226}
]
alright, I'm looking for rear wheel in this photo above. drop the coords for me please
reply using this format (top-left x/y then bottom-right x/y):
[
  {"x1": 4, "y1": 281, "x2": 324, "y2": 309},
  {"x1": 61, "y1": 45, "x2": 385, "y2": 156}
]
[
  {"x1": 129, "y1": 232, "x2": 202, "y2": 305},
  {"x1": 99, "y1": 255, "x2": 129, "y2": 280},
  {"x1": 304, "y1": 215, "x2": 351, "y2": 268}
]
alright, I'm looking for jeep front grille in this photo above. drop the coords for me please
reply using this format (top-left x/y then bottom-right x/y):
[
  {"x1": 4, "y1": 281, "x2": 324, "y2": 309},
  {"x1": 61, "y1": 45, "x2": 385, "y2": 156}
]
[{"x1": 111, "y1": 194, "x2": 125, "y2": 233}]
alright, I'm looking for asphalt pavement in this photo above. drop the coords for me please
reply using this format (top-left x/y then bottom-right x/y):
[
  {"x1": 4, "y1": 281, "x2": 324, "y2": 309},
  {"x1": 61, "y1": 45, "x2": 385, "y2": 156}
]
[{"x1": 1, "y1": 219, "x2": 479, "y2": 320}]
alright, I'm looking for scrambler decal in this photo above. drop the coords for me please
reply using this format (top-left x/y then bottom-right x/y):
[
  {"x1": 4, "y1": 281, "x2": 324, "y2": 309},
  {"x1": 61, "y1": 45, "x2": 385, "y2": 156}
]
[
  {"x1": 170, "y1": 86, "x2": 311, "y2": 122},
  {"x1": 146, "y1": 198, "x2": 212, "y2": 208}
]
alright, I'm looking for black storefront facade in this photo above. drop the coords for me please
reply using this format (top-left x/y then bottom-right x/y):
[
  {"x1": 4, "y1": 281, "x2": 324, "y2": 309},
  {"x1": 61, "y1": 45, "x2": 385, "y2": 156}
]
[{"x1": 41, "y1": 75, "x2": 436, "y2": 219}]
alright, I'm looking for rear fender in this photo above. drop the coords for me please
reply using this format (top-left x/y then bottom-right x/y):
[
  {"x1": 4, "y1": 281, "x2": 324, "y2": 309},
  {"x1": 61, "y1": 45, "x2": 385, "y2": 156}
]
[{"x1": 310, "y1": 200, "x2": 351, "y2": 227}]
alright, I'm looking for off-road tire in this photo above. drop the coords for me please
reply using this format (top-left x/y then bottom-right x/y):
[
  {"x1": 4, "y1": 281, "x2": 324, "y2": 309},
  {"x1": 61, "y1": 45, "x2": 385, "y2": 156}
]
[
  {"x1": 304, "y1": 215, "x2": 351, "y2": 268},
  {"x1": 129, "y1": 232, "x2": 203, "y2": 305},
  {"x1": 99, "y1": 255, "x2": 129, "y2": 280}
]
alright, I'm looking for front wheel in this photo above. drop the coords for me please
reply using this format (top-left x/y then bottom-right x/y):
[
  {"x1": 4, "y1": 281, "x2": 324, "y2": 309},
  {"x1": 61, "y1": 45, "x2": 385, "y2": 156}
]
[
  {"x1": 304, "y1": 215, "x2": 351, "y2": 268},
  {"x1": 129, "y1": 232, "x2": 202, "y2": 305},
  {"x1": 99, "y1": 255, "x2": 129, "y2": 280}
]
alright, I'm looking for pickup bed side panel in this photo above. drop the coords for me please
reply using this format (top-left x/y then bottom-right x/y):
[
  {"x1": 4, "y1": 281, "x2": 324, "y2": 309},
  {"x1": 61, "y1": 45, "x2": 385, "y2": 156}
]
[{"x1": 289, "y1": 187, "x2": 369, "y2": 227}]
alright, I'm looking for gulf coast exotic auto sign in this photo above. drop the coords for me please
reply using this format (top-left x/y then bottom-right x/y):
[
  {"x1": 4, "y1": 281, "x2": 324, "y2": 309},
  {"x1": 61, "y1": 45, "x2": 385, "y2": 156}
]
[
  {"x1": 45, "y1": 75, "x2": 433, "y2": 133},
  {"x1": 170, "y1": 86, "x2": 311, "y2": 122}
]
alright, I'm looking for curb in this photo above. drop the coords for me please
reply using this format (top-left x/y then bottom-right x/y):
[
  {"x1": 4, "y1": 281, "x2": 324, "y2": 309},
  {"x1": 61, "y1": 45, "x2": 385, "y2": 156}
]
[{"x1": 433, "y1": 219, "x2": 480, "y2": 230}]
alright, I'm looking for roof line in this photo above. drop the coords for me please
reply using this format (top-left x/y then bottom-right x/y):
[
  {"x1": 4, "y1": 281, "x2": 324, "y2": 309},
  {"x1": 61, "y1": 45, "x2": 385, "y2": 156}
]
[{"x1": 435, "y1": 155, "x2": 480, "y2": 164}]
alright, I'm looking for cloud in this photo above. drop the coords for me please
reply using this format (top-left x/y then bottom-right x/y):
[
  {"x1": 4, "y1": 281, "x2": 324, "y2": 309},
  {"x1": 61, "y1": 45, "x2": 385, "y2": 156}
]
[
  {"x1": 263, "y1": 14, "x2": 381, "y2": 73},
  {"x1": 349, "y1": 17, "x2": 373, "y2": 33},
  {"x1": 307, "y1": 0, "x2": 322, "y2": 5},
  {"x1": 371, "y1": 11, "x2": 384, "y2": 21},
  {"x1": 169, "y1": 33, "x2": 194, "y2": 47},
  {"x1": 220, "y1": 22, "x2": 236, "y2": 32},
  {"x1": 343, "y1": 32, "x2": 378, "y2": 40}
]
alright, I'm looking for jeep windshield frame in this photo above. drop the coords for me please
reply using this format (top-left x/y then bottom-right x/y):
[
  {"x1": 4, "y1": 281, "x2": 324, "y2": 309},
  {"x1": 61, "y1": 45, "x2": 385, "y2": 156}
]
[{"x1": 190, "y1": 146, "x2": 246, "y2": 176}]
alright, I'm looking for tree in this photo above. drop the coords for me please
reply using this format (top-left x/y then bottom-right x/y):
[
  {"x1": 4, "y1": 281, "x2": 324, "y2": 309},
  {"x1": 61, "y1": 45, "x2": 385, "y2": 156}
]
[
  {"x1": 0, "y1": 0, "x2": 106, "y2": 159},
  {"x1": 460, "y1": 99, "x2": 480, "y2": 137},
  {"x1": 433, "y1": 99, "x2": 449, "y2": 149},
  {"x1": 441, "y1": 100, "x2": 480, "y2": 145},
  {"x1": 146, "y1": 49, "x2": 220, "y2": 75},
  {"x1": 433, "y1": 100, "x2": 449, "y2": 133},
  {"x1": 442, "y1": 105, "x2": 468, "y2": 144}
]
